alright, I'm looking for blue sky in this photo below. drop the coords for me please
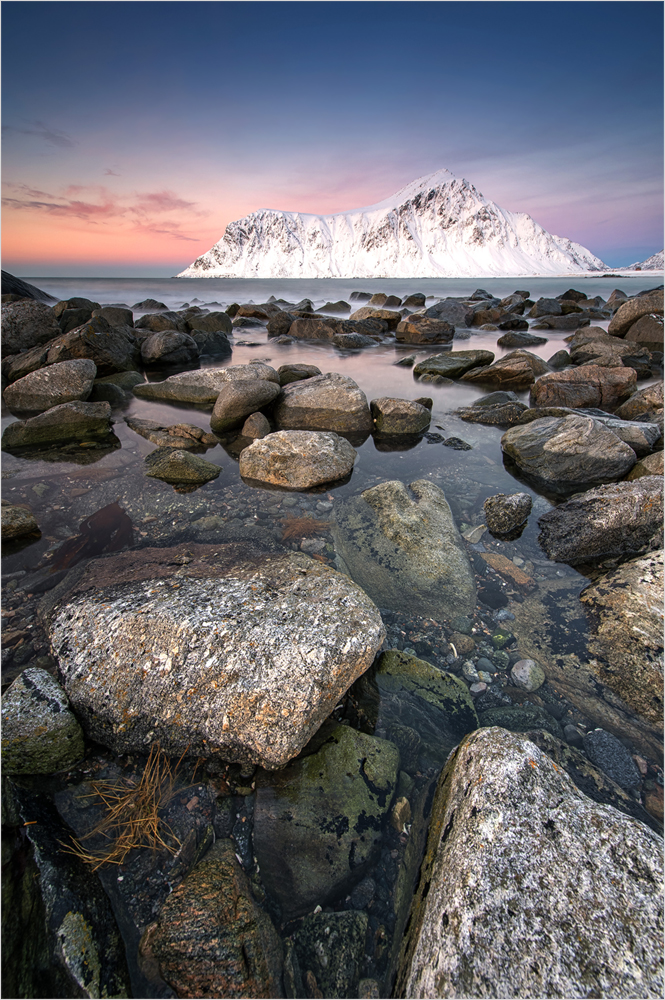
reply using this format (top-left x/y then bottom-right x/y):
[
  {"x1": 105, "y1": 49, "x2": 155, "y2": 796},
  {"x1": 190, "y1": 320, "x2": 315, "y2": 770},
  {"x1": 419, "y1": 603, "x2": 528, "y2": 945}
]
[{"x1": 2, "y1": 0, "x2": 663, "y2": 275}]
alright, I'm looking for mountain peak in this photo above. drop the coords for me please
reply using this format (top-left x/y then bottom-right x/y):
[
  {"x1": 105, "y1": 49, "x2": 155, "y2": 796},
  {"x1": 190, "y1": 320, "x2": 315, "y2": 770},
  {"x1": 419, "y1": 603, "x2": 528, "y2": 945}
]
[{"x1": 179, "y1": 169, "x2": 608, "y2": 279}]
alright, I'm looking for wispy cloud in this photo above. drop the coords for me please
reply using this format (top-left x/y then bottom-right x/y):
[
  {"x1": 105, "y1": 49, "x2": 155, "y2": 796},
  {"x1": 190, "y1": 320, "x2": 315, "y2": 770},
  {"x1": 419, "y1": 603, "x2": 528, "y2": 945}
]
[
  {"x1": 104, "y1": 168, "x2": 121, "y2": 176},
  {"x1": 2, "y1": 120, "x2": 77, "y2": 148}
]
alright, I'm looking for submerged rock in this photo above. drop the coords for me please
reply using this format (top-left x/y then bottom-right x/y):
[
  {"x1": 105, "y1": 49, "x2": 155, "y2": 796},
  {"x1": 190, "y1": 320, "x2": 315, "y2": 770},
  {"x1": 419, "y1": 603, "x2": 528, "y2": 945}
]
[
  {"x1": 332, "y1": 479, "x2": 476, "y2": 619},
  {"x1": 483, "y1": 492, "x2": 532, "y2": 537},
  {"x1": 48, "y1": 545, "x2": 385, "y2": 768},
  {"x1": 148, "y1": 839, "x2": 283, "y2": 999},
  {"x1": 292, "y1": 911, "x2": 368, "y2": 1000},
  {"x1": 538, "y1": 478, "x2": 663, "y2": 564},
  {"x1": 1, "y1": 667, "x2": 84, "y2": 774},
  {"x1": 394, "y1": 727, "x2": 664, "y2": 1000},
  {"x1": 145, "y1": 447, "x2": 221, "y2": 486},
  {"x1": 253, "y1": 724, "x2": 399, "y2": 918},
  {"x1": 239, "y1": 430, "x2": 356, "y2": 489},
  {"x1": 1, "y1": 500, "x2": 40, "y2": 539},
  {"x1": 1, "y1": 400, "x2": 113, "y2": 451}
]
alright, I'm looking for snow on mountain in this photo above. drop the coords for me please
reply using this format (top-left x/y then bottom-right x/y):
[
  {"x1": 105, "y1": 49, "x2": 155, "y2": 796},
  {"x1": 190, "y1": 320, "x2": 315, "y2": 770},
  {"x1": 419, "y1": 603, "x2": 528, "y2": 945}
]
[
  {"x1": 627, "y1": 250, "x2": 664, "y2": 271},
  {"x1": 178, "y1": 168, "x2": 609, "y2": 279}
]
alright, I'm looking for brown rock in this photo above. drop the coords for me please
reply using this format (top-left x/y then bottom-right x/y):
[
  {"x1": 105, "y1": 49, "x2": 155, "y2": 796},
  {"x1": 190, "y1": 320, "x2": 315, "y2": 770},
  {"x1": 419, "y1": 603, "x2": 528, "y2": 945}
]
[
  {"x1": 288, "y1": 318, "x2": 341, "y2": 341},
  {"x1": 450, "y1": 632, "x2": 475, "y2": 656},
  {"x1": 480, "y1": 552, "x2": 537, "y2": 592},
  {"x1": 395, "y1": 317, "x2": 454, "y2": 344},
  {"x1": 1, "y1": 501, "x2": 40, "y2": 540},
  {"x1": 148, "y1": 839, "x2": 283, "y2": 999},
  {"x1": 240, "y1": 412, "x2": 271, "y2": 439},
  {"x1": 210, "y1": 380, "x2": 281, "y2": 433},
  {"x1": 1, "y1": 299, "x2": 60, "y2": 354},
  {"x1": 272, "y1": 372, "x2": 372, "y2": 437},
  {"x1": 370, "y1": 397, "x2": 431, "y2": 434},
  {"x1": 240, "y1": 430, "x2": 356, "y2": 489},
  {"x1": 608, "y1": 289, "x2": 663, "y2": 337},
  {"x1": 349, "y1": 307, "x2": 402, "y2": 329},
  {"x1": 614, "y1": 380, "x2": 664, "y2": 420},
  {"x1": 625, "y1": 451, "x2": 664, "y2": 480},
  {"x1": 644, "y1": 785, "x2": 664, "y2": 823},
  {"x1": 529, "y1": 365, "x2": 637, "y2": 411},
  {"x1": 625, "y1": 312, "x2": 664, "y2": 350},
  {"x1": 461, "y1": 351, "x2": 549, "y2": 390}
]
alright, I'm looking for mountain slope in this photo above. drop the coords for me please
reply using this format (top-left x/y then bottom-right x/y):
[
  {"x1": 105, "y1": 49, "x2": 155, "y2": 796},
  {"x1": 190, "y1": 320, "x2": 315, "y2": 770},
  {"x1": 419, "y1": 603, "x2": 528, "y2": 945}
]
[
  {"x1": 628, "y1": 250, "x2": 664, "y2": 270},
  {"x1": 178, "y1": 168, "x2": 608, "y2": 278}
]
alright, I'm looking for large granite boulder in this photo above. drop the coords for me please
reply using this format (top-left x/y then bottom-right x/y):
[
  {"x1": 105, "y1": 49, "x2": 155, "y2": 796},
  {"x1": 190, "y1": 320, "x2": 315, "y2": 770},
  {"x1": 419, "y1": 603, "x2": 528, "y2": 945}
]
[
  {"x1": 3, "y1": 359, "x2": 97, "y2": 413},
  {"x1": 134, "y1": 362, "x2": 279, "y2": 404},
  {"x1": 1, "y1": 668, "x2": 85, "y2": 774},
  {"x1": 332, "y1": 479, "x2": 476, "y2": 619},
  {"x1": 412, "y1": 350, "x2": 494, "y2": 380},
  {"x1": 253, "y1": 724, "x2": 399, "y2": 918},
  {"x1": 394, "y1": 727, "x2": 664, "y2": 1000},
  {"x1": 529, "y1": 364, "x2": 637, "y2": 411},
  {"x1": 140, "y1": 330, "x2": 199, "y2": 366},
  {"x1": 210, "y1": 380, "x2": 282, "y2": 433},
  {"x1": 395, "y1": 316, "x2": 454, "y2": 344},
  {"x1": 461, "y1": 350, "x2": 549, "y2": 390},
  {"x1": 1, "y1": 299, "x2": 60, "y2": 354},
  {"x1": 44, "y1": 316, "x2": 141, "y2": 375},
  {"x1": 147, "y1": 839, "x2": 283, "y2": 999},
  {"x1": 608, "y1": 289, "x2": 663, "y2": 338},
  {"x1": 240, "y1": 430, "x2": 356, "y2": 489},
  {"x1": 2, "y1": 400, "x2": 113, "y2": 450},
  {"x1": 580, "y1": 550, "x2": 664, "y2": 731},
  {"x1": 48, "y1": 544, "x2": 385, "y2": 768},
  {"x1": 184, "y1": 310, "x2": 233, "y2": 335},
  {"x1": 501, "y1": 415, "x2": 637, "y2": 493},
  {"x1": 625, "y1": 312, "x2": 664, "y2": 351},
  {"x1": 538, "y1": 478, "x2": 663, "y2": 565},
  {"x1": 272, "y1": 372, "x2": 372, "y2": 436},
  {"x1": 424, "y1": 298, "x2": 471, "y2": 326},
  {"x1": 370, "y1": 397, "x2": 431, "y2": 434}
]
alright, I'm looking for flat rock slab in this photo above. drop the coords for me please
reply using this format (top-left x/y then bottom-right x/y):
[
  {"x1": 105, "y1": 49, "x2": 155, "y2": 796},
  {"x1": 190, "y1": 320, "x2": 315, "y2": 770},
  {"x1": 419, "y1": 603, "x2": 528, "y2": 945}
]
[
  {"x1": 501, "y1": 415, "x2": 636, "y2": 493},
  {"x1": 125, "y1": 416, "x2": 218, "y2": 450},
  {"x1": 3, "y1": 359, "x2": 97, "y2": 413},
  {"x1": 530, "y1": 364, "x2": 637, "y2": 411},
  {"x1": 580, "y1": 549, "x2": 664, "y2": 731},
  {"x1": 538, "y1": 478, "x2": 663, "y2": 565},
  {"x1": 239, "y1": 430, "x2": 356, "y2": 489},
  {"x1": 2, "y1": 400, "x2": 112, "y2": 450},
  {"x1": 461, "y1": 350, "x2": 549, "y2": 390},
  {"x1": 133, "y1": 362, "x2": 279, "y2": 404},
  {"x1": 332, "y1": 479, "x2": 476, "y2": 619},
  {"x1": 253, "y1": 724, "x2": 399, "y2": 918},
  {"x1": 395, "y1": 727, "x2": 664, "y2": 1000},
  {"x1": 272, "y1": 372, "x2": 372, "y2": 436},
  {"x1": 49, "y1": 545, "x2": 385, "y2": 768}
]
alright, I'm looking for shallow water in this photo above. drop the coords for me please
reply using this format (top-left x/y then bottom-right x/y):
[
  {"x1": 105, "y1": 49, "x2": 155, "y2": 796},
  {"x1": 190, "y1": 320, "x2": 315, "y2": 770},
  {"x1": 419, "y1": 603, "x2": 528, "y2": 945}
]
[{"x1": 2, "y1": 276, "x2": 662, "y2": 997}]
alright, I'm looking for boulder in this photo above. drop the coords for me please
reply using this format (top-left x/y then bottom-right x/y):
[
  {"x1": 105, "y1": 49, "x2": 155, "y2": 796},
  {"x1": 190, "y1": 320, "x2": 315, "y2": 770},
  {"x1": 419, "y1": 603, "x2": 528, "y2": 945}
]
[
  {"x1": 532, "y1": 314, "x2": 591, "y2": 330},
  {"x1": 461, "y1": 350, "x2": 549, "y2": 390},
  {"x1": 43, "y1": 316, "x2": 141, "y2": 375},
  {"x1": 240, "y1": 412, "x2": 271, "y2": 439},
  {"x1": 91, "y1": 306, "x2": 134, "y2": 327},
  {"x1": 369, "y1": 293, "x2": 389, "y2": 306},
  {"x1": 288, "y1": 318, "x2": 340, "y2": 341},
  {"x1": 253, "y1": 724, "x2": 399, "y2": 918},
  {"x1": 292, "y1": 911, "x2": 367, "y2": 1000},
  {"x1": 625, "y1": 312, "x2": 664, "y2": 350},
  {"x1": 272, "y1": 372, "x2": 372, "y2": 436},
  {"x1": 547, "y1": 349, "x2": 571, "y2": 369},
  {"x1": 570, "y1": 337, "x2": 652, "y2": 376},
  {"x1": 349, "y1": 291, "x2": 372, "y2": 302},
  {"x1": 614, "y1": 380, "x2": 663, "y2": 420},
  {"x1": 236, "y1": 304, "x2": 274, "y2": 320},
  {"x1": 626, "y1": 450, "x2": 664, "y2": 480},
  {"x1": 140, "y1": 330, "x2": 199, "y2": 366},
  {"x1": 608, "y1": 289, "x2": 663, "y2": 337},
  {"x1": 266, "y1": 311, "x2": 297, "y2": 337},
  {"x1": 332, "y1": 479, "x2": 476, "y2": 619},
  {"x1": 1, "y1": 500, "x2": 40, "y2": 539},
  {"x1": 529, "y1": 296, "x2": 562, "y2": 317},
  {"x1": 1, "y1": 668, "x2": 84, "y2": 774},
  {"x1": 349, "y1": 307, "x2": 401, "y2": 329},
  {"x1": 239, "y1": 430, "x2": 356, "y2": 489},
  {"x1": 394, "y1": 728, "x2": 664, "y2": 1000},
  {"x1": 2, "y1": 400, "x2": 113, "y2": 451},
  {"x1": 317, "y1": 299, "x2": 351, "y2": 314},
  {"x1": 370, "y1": 397, "x2": 431, "y2": 435},
  {"x1": 501, "y1": 415, "x2": 637, "y2": 493},
  {"x1": 134, "y1": 310, "x2": 185, "y2": 333},
  {"x1": 496, "y1": 331, "x2": 548, "y2": 347},
  {"x1": 402, "y1": 293, "x2": 426, "y2": 308},
  {"x1": 495, "y1": 314, "x2": 529, "y2": 332},
  {"x1": 580, "y1": 550, "x2": 664, "y2": 730},
  {"x1": 529, "y1": 364, "x2": 637, "y2": 411},
  {"x1": 470, "y1": 307, "x2": 502, "y2": 326},
  {"x1": 395, "y1": 317, "x2": 454, "y2": 344},
  {"x1": 134, "y1": 362, "x2": 279, "y2": 404},
  {"x1": 189, "y1": 328, "x2": 232, "y2": 357},
  {"x1": 145, "y1": 448, "x2": 221, "y2": 486},
  {"x1": 48, "y1": 545, "x2": 385, "y2": 768},
  {"x1": 412, "y1": 350, "x2": 494, "y2": 380},
  {"x1": 184, "y1": 310, "x2": 232, "y2": 335},
  {"x1": 332, "y1": 332, "x2": 376, "y2": 348},
  {"x1": 210, "y1": 380, "x2": 281, "y2": 433},
  {"x1": 1, "y1": 300, "x2": 60, "y2": 354},
  {"x1": 590, "y1": 415, "x2": 661, "y2": 456},
  {"x1": 132, "y1": 298, "x2": 167, "y2": 310},
  {"x1": 3, "y1": 359, "x2": 97, "y2": 413},
  {"x1": 457, "y1": 401, "x2": 528, "y2": 426},
  {"x1": 277, "y1": 363, "x2": 321, "y2": 386},
  {"x1": 1, "y1": 270, "x2": 56, "y2": 303},
  {"x1": 483, "y1": 492, "x2": 532, "y2": 537},
  {"x1": 148, "y1": 839, "x2": 283, "y2": 999},
  {"x1": 424, "y1": 298, "x2": 471, "y2": 327}
]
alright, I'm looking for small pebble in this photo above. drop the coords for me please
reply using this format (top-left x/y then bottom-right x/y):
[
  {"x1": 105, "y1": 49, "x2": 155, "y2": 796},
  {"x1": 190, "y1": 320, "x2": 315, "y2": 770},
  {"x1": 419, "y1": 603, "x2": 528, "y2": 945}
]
[
  {"x1": 462, "y1": 660, "x2": 480, "y2": 682},
  {"x1": 469, "y1": 682, "x2": 487, "y2": 695}
]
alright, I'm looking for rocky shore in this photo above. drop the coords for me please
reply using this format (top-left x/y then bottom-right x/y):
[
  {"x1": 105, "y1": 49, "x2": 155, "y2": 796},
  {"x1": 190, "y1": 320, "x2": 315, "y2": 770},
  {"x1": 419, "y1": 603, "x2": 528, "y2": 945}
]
[{"x1": 1, "y1": 275, "x2": 663, "y2": 998}]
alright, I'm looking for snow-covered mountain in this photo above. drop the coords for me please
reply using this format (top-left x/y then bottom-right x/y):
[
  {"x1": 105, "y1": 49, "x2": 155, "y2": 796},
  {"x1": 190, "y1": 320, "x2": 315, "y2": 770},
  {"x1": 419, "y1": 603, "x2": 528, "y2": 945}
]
[
  {"x1": 178, "y1": 168, "x2": 609, "y2": 279},
  {"x1": 627, "y1": 250, "x2": 664, "y2": 271}
]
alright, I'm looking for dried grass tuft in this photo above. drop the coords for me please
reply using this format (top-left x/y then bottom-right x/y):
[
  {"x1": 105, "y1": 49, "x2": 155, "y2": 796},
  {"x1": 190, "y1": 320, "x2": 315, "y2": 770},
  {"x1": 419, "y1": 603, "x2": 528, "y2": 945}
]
[
  {"x1": 280, "y1": 515, "x2": 329, "y2": 541},
  {"x1": 62, "y1": 744, "x2": 186, "y2": 871}
]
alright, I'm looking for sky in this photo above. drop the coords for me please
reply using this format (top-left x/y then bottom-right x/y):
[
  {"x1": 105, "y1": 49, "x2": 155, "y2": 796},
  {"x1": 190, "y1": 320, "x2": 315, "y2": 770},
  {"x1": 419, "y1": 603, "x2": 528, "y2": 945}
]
[{"x1": 2, "y1": 0, "x2": 663, "y2": 276}]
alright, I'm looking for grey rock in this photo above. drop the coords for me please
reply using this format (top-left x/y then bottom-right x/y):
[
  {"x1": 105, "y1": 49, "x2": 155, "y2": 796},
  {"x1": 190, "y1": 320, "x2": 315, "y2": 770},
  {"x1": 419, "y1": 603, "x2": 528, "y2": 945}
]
[
  {"x1": 461, "y1": 350, "x2": 549, "y2": 390},
  {"x1": 395, "y1": 728, "x2": 664, "y2": 1000},
  {"x1": 496, "y1": 331, "x2": 548, "y2": 347},
  {"x1": 253, "y1": 724, "x2": 399, "y2": 917},
  {"x1": 44, "y1": 316, "x2": 140, "y2": 376},
  {"x1": 332, "y1": 332, "x2": 376, "y2": 348},
  {"x1": 501, "y1": 415, "x2": 637, "y2": 493},
  {"x1": 532, "y1": 314, "x2": 591, "y2": 330},
  {"x1": 184, "y1": 310, "x2": 232, "y2": 335},
  {"x1": 277, "y1": 363, "x2": 322, "y2": 386},
  {"x1": 317, "y1": 299, "x2": 351, "y2": 314},
  {"x1": 1, "y1": 270, "x2": 56, "y2": 303},
  {"x1": 529, "y1": 296, "x2": 562, "y2": 317},
  {"x1": 608, "y1": 289, "x2": 663, "y2": 337},
  {"x1": 1, "y1": 300, "x2": 61, "y2": 354},
  {"x1": 594, "y1": 415, "x2": 660, "y2": 456},
  {"x1": 132, "y1": 297, "x2": 167, "y2": 310},
  {"x1": 625, "y1": 312, "x2": 664, "y2": 350},
  {"x1": 370, "y1": 397, "x2": 431, "y2": 434},
  {"x1": 424, "y1": 298, "x2": 471, "y2": 326},
  {"x1": 402, "y1": 293, "x2": 426, "y2": 308},
  {"x1": 2, "y1": 400, "x2": 112, "y2": 450},
  {"x1": 210, "y1": 379, "x2": 281, "y2": 433},
  {"x1": 134, "y1": 362, "x2": 279, "y2": 404},
  {"x1": 457, "y1": 401, "x2": 528, "y2": 426},
  {"x1": 288, "y1": 317, "x2": 341, "y2": 341},
  {"x1": 1, "y1": 501, "x2": 40, "y2": 539},
  {"x1": 240, "y1": 411, "x2": 271, "y2": 439},
  {"x1": 266, "y1": 311, "x2": 297, "y2": 337},
  {"x1": 189, "y1": 328, "x2": 232, "y2": 356},
  {"x1": 272, "y1": 372, "x2": 372, "y2": 436},
  {"x1": 538, "y1": 478, "x2": 663, "y2": 564},
  {"x1": 134, "y1": 310, "x2": 185, "y2": 333},
  {"x1": 239, "y1": 430, "x2": 356, "y2": 489},
  {"x1": 626, "y1": 451, "x2": 664, "y2": 480},
  {"x1": 3, "y1": 359, "x2": 97, "y2": 412},
  {"x1": 583, "y1": 729, "x2": 642, "y2": 793},
  {"x1": 483, "y1": 492, "x2": 532, "y2": 536},
  {"x1": 413, "y1": 350, "x2": 494, "y2": 380},
  {"x1": 510, "y1": 658, "x2": 546, "y2": 692},
  {"x1": 1, "y1": 668, "x2": 84, "y2": 774},
  {"x1": 547, "y1": 349, "x2": 571, "y2": 369},
  {"x1": 140, "y1": 330, "x2": 199, "y2": 366},
  {"x1": 332, "y1": 479, "x2": 476, "y2": 619},
  {"x1": 145, "y1": 448, "x2": 220, "y2": 485},
  {"x1": 91, "y1": 306, "x2": 134, "y2": 327},
  {"x1": 49, "y1": 546, "x2": 385, "y2": 768},
  {"x1": 293, "y1": 911, "x2": 367, "y2": 998}
]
